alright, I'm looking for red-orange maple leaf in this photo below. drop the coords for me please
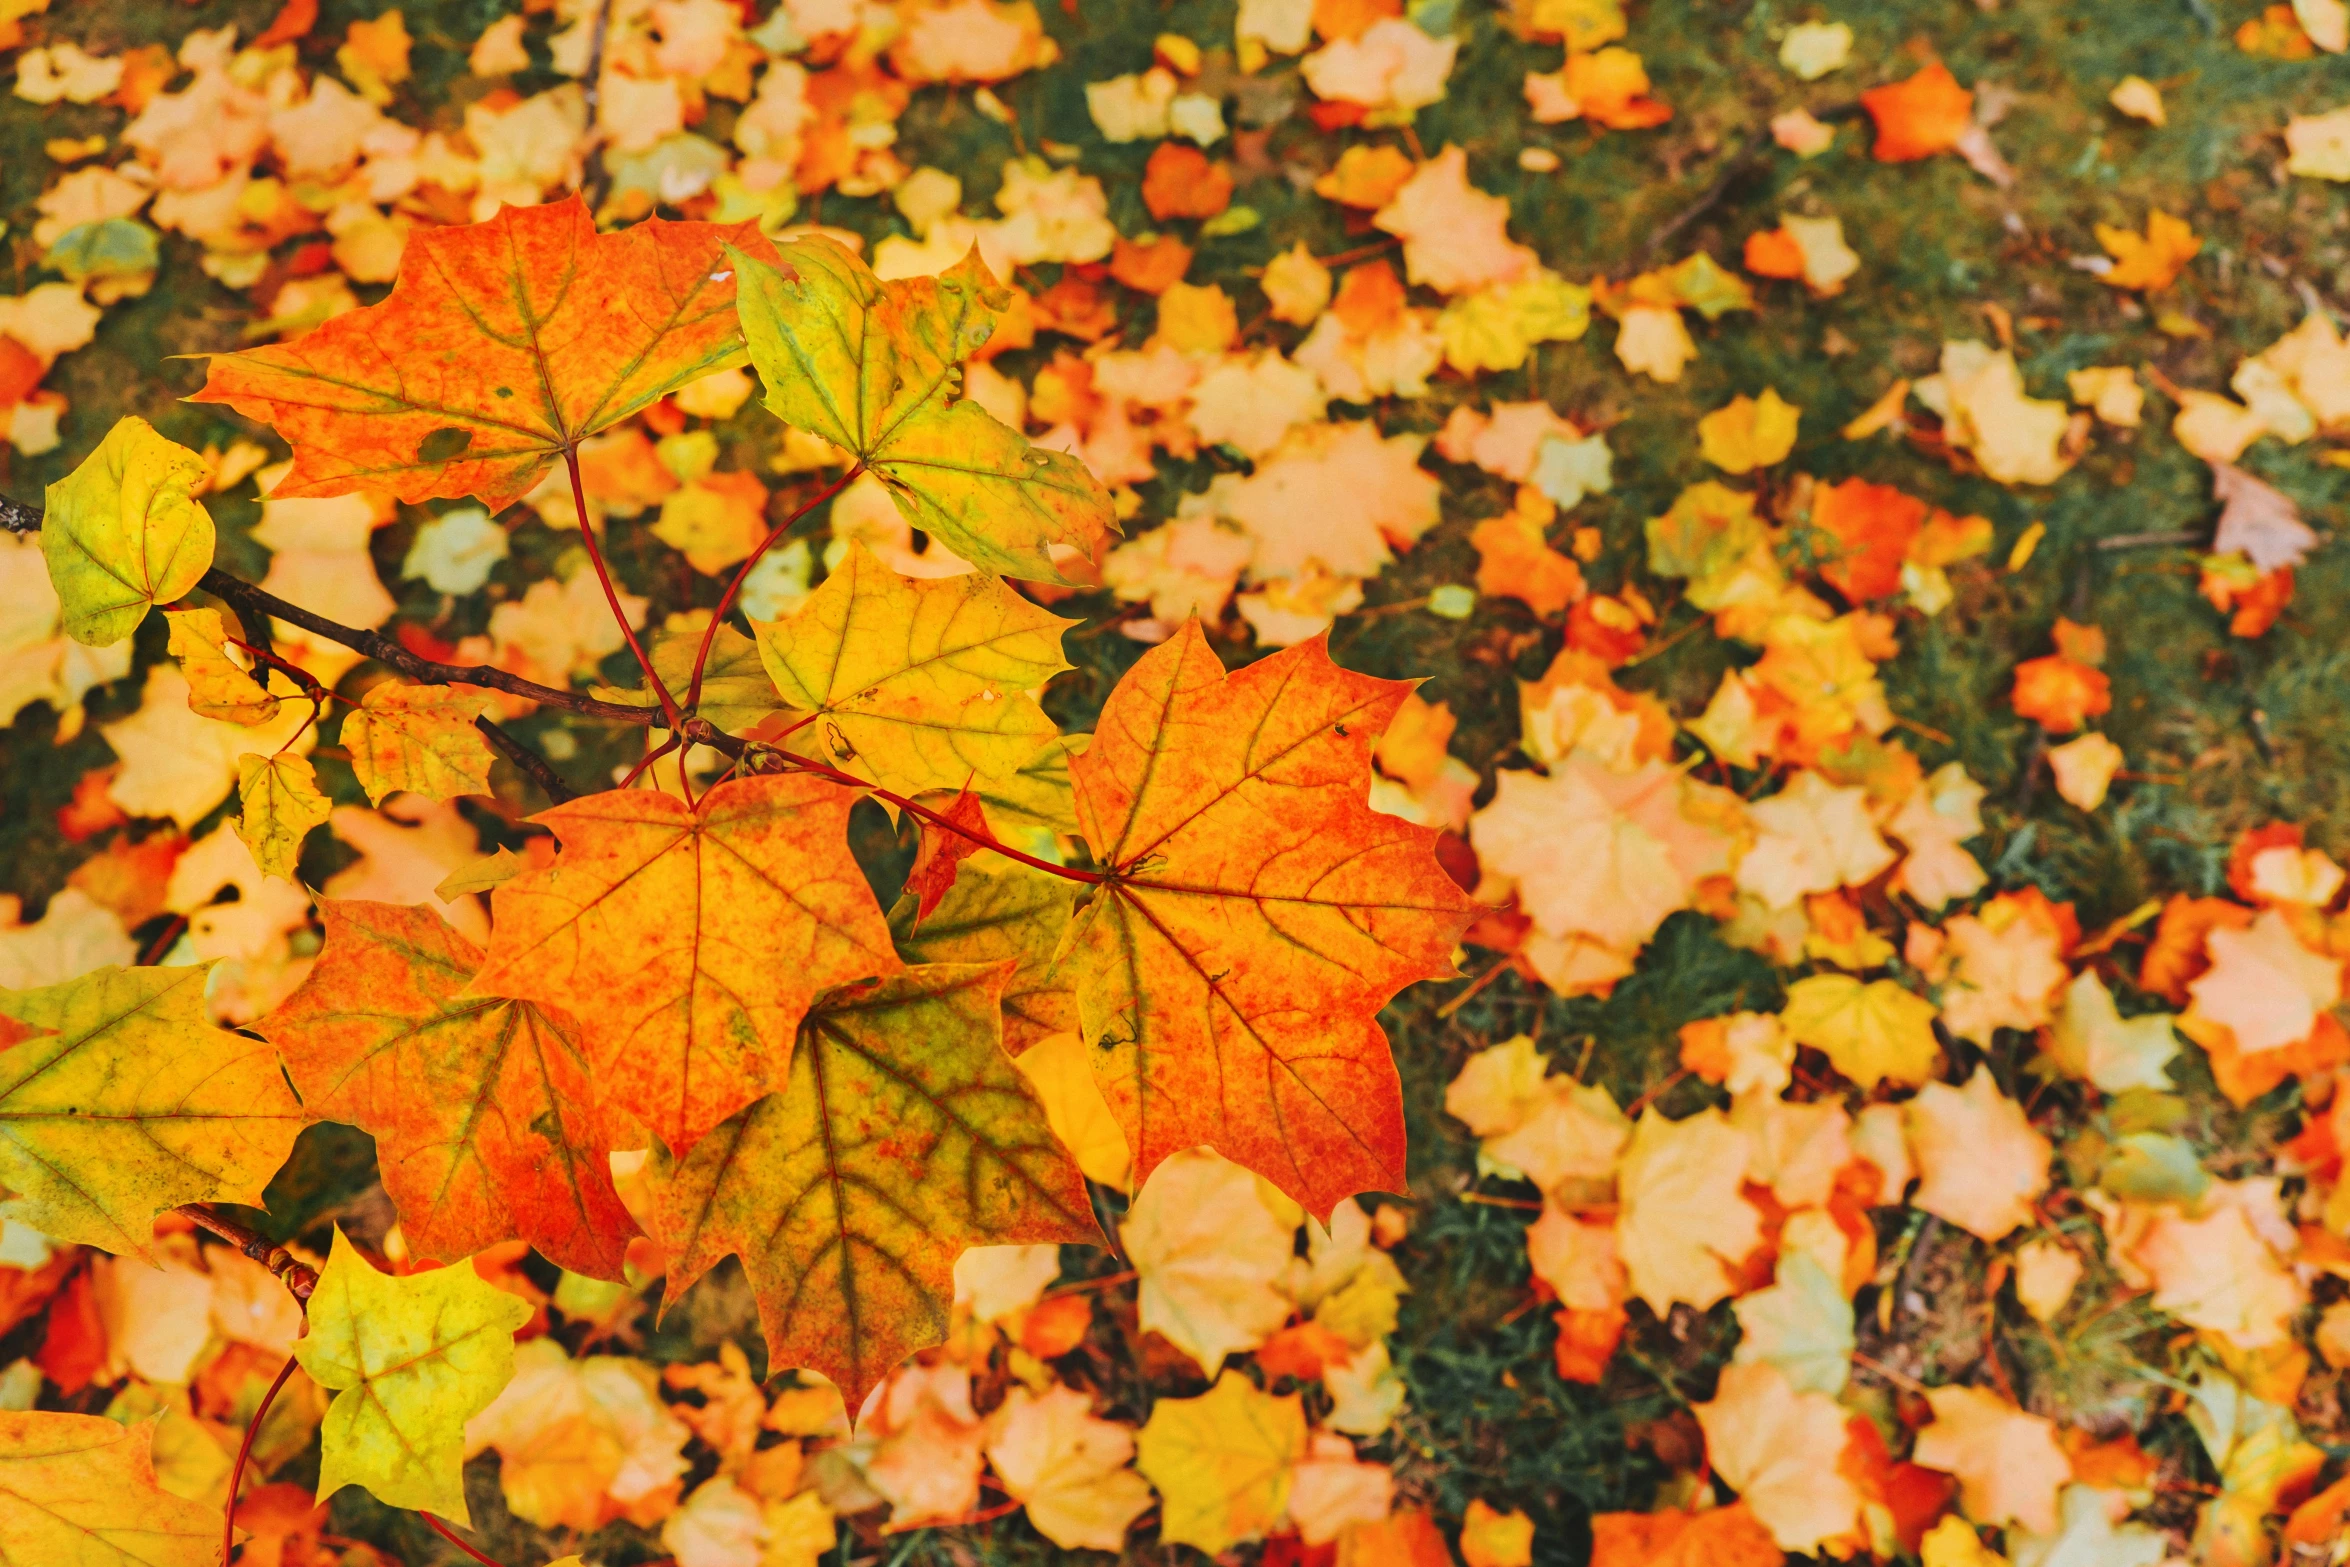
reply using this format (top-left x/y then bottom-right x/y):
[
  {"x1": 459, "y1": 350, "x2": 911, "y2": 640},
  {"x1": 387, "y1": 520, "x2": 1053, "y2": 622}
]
[
  {"x1": 258, "y1": 900, "x2": 638, "y2": 1278},
  {"x1": 1860, "y1": 63, "x2": 1973, "y2": 163},
  {"x1": 191, "y1": 196, "x2": 778, "y2": 510},
  {"x1": 1067, "y1": 624, "x2": 1480, "y2": 1217},
  {"x1": 469, "y1": 773, "x2": 900, "y2": 1156}
]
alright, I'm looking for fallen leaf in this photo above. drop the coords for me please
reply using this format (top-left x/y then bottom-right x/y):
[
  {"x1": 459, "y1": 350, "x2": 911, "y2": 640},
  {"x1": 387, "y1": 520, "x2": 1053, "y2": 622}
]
[
  {"x1": 1615, "y1": 1107, "x2": 1760, "y2": 1313},
  {"x1": 1861, "y1": 62, "x2": 1973, "y2": 162},
  {"x1": 986, "y1": 1385, "x2": 1153, "y2": 1551},
  {"x1": 1699, "y1": 389, "x2": 1802, "y2": 474},
  {"x1": 2046, "y1": 970, "x2": 2180, "y2": 1094},
  {"x1": 1133, "y1": 1370, "x2": 1307, "y2": 1556},
  {"x1": 2210, "y1": 462, "x2": 2319, "y2": 571},
  {"x1": 1122, "y1": 1146, "x2": 1300, "y2": 1373},
  {"x1": 1910, "y1": 1385, "x2": 2071, "y2": 1534},
  {"x1": 1693, "y1": 1362, "x2": 1865, "y2": 1553},
  {"x1": 1779, "y1": 974, "x2": 1940, "y2": 1089},
  {"x1": 1905, "y1": 1068, "x2": 2050, "y2": 1242}
]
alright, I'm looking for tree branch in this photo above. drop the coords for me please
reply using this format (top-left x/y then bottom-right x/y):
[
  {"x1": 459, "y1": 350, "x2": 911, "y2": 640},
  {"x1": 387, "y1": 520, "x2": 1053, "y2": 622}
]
[
  {"x1": 477, "y1": 716, "x2": 579, "y2": 804},
  {"x1": 177, "y1": 1203, "x2": 318, "y2": 1301}
]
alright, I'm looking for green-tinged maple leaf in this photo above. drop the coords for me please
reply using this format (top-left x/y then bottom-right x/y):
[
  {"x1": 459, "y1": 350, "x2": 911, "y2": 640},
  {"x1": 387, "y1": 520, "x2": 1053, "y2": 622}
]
[
  {"x1": 753, "y1": 540, "x2": 1073, "y2": 797},
  {"x1": 647, "y1": 962, "x2": 1098, "y2": 1408},
  {"x1": 890, "y1": 859, "x2": 1076, "y2": 1053},
  {"x1": 189, "y1": 197, "x2": 779, "y2": 510},
  {"x1": 40, "y1": 416, "x2": 215, "y2": 648},
  {"x1": 592, "y1": 620, "x2": 783, "y2": 735},
  {"x1": 469, "y1": 772, "x2": 900, "y2": 1155},
  {"x1": 340, "y1": 682, "x2": 497, "y2": 805},
  {"x1": 1067, "y1": 623, "x2": 1479, "y2": 1218},
  {"x1": 163, "y1": 607, "x2": 277, "y2": 725},
  {"x1": 734, "y1": 237, "x2": 1116, "y2": 581},
  {"x1": 236, "y1": 751, "x2": 331, "y2": 881},
  {"x1": 975, "y1": 734, "x2": 1087, "y2": 833},
  {"x1": 0, "y1": 965, "x2": 305, "y2": 1260},
  {"x1": 256, "y1": 900, "x2": 639, "y2": 1279},
  {"x1": 0, "y1": 1411, "x2": 222, "y2": 1566},
  {"x1": 297, "y1": 1227, "x2": 532, "y2": 1523}
]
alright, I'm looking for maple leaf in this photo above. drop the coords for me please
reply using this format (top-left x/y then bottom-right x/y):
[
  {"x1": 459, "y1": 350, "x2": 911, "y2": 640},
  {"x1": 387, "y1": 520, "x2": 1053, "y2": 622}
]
[
  {"x1": 235, "y1": 751, "x2": 331, "y2": 881},
  {"x1": 889, "y1": 859, "x2": 1077, "y2": 1053},
  {"x1": 191, "y1": 197, "x2": 775, "y2": 510},
  {"x1": 1122, "y1": 1145, "x2": 1300, "y2": 1374},
  {"x1": 1693, "y1": 1362, "x2": 1866, "y2": 1553},
  {"x1": 753, "y1": 541, "x2": 1072, "y2": 798},
  {"x1": 340, "y1": 682, "x2": 497, "y2": 805},
  {"x1": 901, "y1": 787, "x2": 992, "y2": 926},
  {"x1": 164, "y1": 608, "x2": 277, "y2": 725},
  {"x1": 2210, "y1": 461, "x2": 2319, "y2": 571},
  {"x1": 39, "y1": 416, "x2": 215, "y2": 649},
  {"x1": 1779, "y1": 974, "x2": 1941, "y2": 1089},
  {"x1": 1732, "y1": 1251, "x2": 1855, "y2": 1396},
  {"x1": 2187, "y1": 908, "x2": 2342, "y2": 1055},
  {"x1": 1699, "y1": 389, "x2": 1802, "y2": 474},
  {"x1": 2095, "y1": 209, "x2": 2202, "y2": 292},
  {"x1": 1133, "y1": 1369, "x2": 1308, "y2": 1557},
  {"x1": 1904, "y1": 1068, "x2": 2050, "y2": 1242},
  {"x1": 0, "y1": 1410, "x2": 223, "y2": 1566},
  {"x1": 1911, "y1": 1385, "x2": 2071, "y2": 1534},
  {"x1": 1861, "y1": 62, "x2": 1973, "y2": 161},
  {"x1": 985, "y1": 1385, "x2": 1154, "y2": 1552},
  {"x1": 470, "y1": 772, "x2": 900, "y2": 1155},
  {"x1": 735, "y1": 237, "x2": 1114, "y2": 581},
  {"x1": 1614, "y1": 1106, "x2": 1761, "y2": 1312},
  {"x1": 645, "y1": 963, "x2": 1098, "y2": 1408},
  {"x1": 258, "y1": 900, "x2": 638, "y2": 1278},
  {"x1": 1461, "y1": 1499, "x2": 1538, "y2": 1567},
  {"x1": 1065, "y1": 623, "x2": 1479, "y2": 1216},
  {"x1": 2047, "y1": 970, "x2": 2180, "y2": 1094},
  {"x1": 297, "y1": 1227, "x2": 534, "y2": 1524},
  {"x1": 0, "y1": 964, "x2": 304, "y2": 1259}
]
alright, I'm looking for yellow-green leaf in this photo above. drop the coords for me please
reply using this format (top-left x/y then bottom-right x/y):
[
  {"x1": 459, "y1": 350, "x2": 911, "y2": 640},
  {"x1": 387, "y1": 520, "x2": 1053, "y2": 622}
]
[
  {"x1": 236, "y1": 751, "x2": 331, "y2": 881},
  {"x1": 0, "y1": 964, "x2": 305, "y2": 1260},
  {"x1": 1779, "y1": 973, "x2": 1942, "y2": 1089},
  {"x1": 340, "y1": 682, "x2": 497, "y2": 805},
  {"x1": 753, "y1": 541, "x2": 1072, "y2": 797},
  {"x1": 592, "y1": 619, "x2": 784, "y2": 736},
  {"x1": 40, "y1": 416, "x2": 216, "y2": 647},
  {"x1": 889, "y1": 859, "x2": 1076, "y2": 1053},
  {"x1": 972, "y1": 733, "x2": 1087, "y2": 834},
  {"x1": 0, "y1": 1412, "x2": 222, "y2": 1567},
  {"x1": 163, "y1": 607, "x2": 278, "y2": 725},
  {"x1": 295, "y1": 1227, "x2": 533, "y2": 1524},
  {"x1": 734, "y1": 239, "x2": 1115, "y2": 581},
  {"x1": 647, "y1": 962, "x2": 1098, "y2": 1409},
  {"x1": 1133, "y1": 1370, "x2": 1307, "y2": 1556}
]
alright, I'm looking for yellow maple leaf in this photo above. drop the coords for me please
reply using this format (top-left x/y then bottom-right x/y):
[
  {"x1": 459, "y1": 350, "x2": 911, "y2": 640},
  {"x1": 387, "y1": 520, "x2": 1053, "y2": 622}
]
[
  {"x1": 1134, "y1": 1370, "x2": 1307, "y2": 1556},
  {"x1": 236, "y1": 751, "x2": 332, "y2": 882},
  {"x1": 297, "y1": 1227, "x2": 534, "y2": 1523},
  {"x1": 1778, "y1": 974, "x2": 1940, "y2": 1089},
  {"x1": 1693, "y1": 1361, "x2": 1865, "y2": 1553},
  {"x1": 40, "y1": 416, "x2": 215, "y2": 648},
  {"x1": 1460, "y1": 1498, "x2": 1537, "y2": 1567},
  {"x1": 1698, "y1": 388, "x2": 1802, "y2": 474},
  {"x1": 2095, "y1": 209, "x2": 2201, "y2": 292},
  {"x1": 0, "y1": 1412, "x2": 222, "y2": 1566},
  {"x1": 163, "y1": 608, "x2": 277, "y2": 725}
]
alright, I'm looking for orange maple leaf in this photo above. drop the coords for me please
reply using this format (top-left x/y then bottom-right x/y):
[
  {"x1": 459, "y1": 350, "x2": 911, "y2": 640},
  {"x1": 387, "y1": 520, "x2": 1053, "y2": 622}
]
[
  {"x1": 259, "y1": 900, "x2": 641, "y2": 1278},
  {"x1": 2011, "y1": 653, "x2": 2112, "y2": 733},
  {"x1": 903, "y1": 787, "x2": 991, "y2": 926},
  {"x1": 191, "y1": 196, "x2": 779, "y2": 510},
  {"x1": 1860, "y1": 62, "x2": 1973, "y2": 162},
  {"x1": 1808, "y1": 478, "x2": 1926, "y2": 602},
  {"x1": 1066, "y1": 624, "x2": 1479, "y2": 1216},
  {"x1": 1590, "y1": 1502, "x2": 1784, "y2": 1567},
  {"x1": 1143, "y1": 143, "x2": 1234, "y2": 222},
  {"x1": 470, "y1": 772, "x2": 901, "y2": 1155}
]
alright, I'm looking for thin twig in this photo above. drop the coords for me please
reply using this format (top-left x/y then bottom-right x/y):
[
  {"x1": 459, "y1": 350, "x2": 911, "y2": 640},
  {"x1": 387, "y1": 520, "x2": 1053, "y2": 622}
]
[
  {"x1": 222, "y1": 1354, "x2": 303, "y2": 1565},
  {"x1": 577, "y1": 0, "x2": 619, "y2": 212},
  {"x1": 476, "y1": 717, "x2": 577, "y2": 804},
  {"x1": 423, "y1": 1515, "x2": 508, "y2": 1567},
  {"x1": 564, "y1": 450, "x2": 681, "y2": 730},
  {"x1": 1642, "y1": 101, "x2": 1862, "y2": 260},
  {"x1": 2095, "y1": 528, "x2": 2203, "y2": 551},
  {"x1": 177, "y1": 1204, "x2": 318, "y2": 1301}
]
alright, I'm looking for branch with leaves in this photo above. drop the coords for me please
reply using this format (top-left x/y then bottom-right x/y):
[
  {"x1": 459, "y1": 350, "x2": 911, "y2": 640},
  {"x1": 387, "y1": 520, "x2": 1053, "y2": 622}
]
[{"x1": 0, "y1": 195, "x2": 1477, "y2": 1557}]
